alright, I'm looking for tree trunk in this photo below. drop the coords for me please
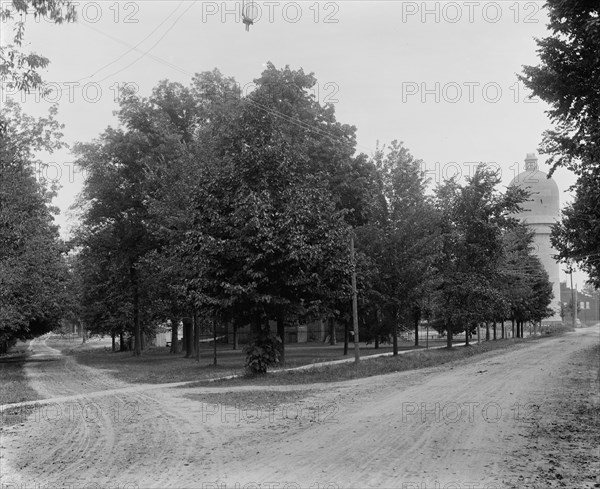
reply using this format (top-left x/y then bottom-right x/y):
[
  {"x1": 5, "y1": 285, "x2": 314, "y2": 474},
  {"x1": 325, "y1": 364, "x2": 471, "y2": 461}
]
[
  {"x1": 328, "y1": 317, "x2": 336, "y2": 345},
  {"x1": 119, "y1": 330, "x2": 126, "y2": 351},
  {"x1": 465, "y1": 323, "x2": 470, "y2": 346},
  {"x1": 446, "y1": 319, "x2": 452, "y2": 349},
  {"x1": 343, "y1": 320, "x2": 349, "y2": 356},
  {"x1": 183, "y1": 316, "x2": 194, "y2": 358},
  {"x1": 375, "y1": 309, "x2": 382, "y2": 349},
  {"x1": 393, "y1": 326, "x2": 398, "y2": 355},
  {"x1": 277, "y1": 314, "x2": 285, "y2": 366},
  {"x1": 485, "y1": 322, "x2": 490, "y2": 341},
  {"x1": 493, "y1": 322, "x2": 497, "y2": 340},
  {"x1": 130, "y1": 265, "x2": 141, "y2": 356},
  {"x1": 170, "y1": 317, "x2": 179, "y2": 353},
  {"x1": 111, "y1": 330, "x2": 116, "y2": 352},
  {"x1": 414, "y1": 316, "x2": 419, "y2": 347},
  {"x1": 511, "y1": 318, "x2": 515, "y2": 338},
  {"x1": 182, "y1": 318, "x2": 187, "y2": 354},
  {"x1": 501, "y1": 320, "x2": 505, "y2": 339},
  {"x1": 233, "y1": 322, "x2": 238, "y2": 350},
  {"x1": 476, "y1": 323, "x2": 480, "y2": 343},
  {"x1": 80, "y1": 321, "x2": 87, "y2": 344}
]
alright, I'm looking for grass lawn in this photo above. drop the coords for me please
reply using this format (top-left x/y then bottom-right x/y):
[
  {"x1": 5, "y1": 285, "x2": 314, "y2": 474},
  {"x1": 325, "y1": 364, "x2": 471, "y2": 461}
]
[
  {"x1": 46, "y1": 334, "x2": 449, "y2": 385},
  {"x1": 188, "y1": 336, "x2": 549, "y2": 387},
  {"x1": 6, "y1": 324, "x2": 573, "y2": 398},
  {"x1": 0, "y1": 341, "x2": 43, "y2": 427}
]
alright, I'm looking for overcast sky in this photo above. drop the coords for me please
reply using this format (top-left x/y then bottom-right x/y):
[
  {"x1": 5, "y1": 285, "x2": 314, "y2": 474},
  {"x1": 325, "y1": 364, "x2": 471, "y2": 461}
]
[{"x1": 2, "y1": 0, "x2": 588, "y2": 286}]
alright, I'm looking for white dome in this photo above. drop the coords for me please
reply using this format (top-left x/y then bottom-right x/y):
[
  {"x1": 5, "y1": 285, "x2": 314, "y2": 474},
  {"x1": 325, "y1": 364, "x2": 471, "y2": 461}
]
[{"x1": 509, "y1": 154, "x2": 560, "y2": 225}]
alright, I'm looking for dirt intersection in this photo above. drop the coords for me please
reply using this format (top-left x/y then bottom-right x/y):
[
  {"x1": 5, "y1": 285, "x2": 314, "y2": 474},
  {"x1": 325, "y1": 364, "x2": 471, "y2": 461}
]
[{"x1": 1, "y1": 328, "x2": 598, "y2": 488}]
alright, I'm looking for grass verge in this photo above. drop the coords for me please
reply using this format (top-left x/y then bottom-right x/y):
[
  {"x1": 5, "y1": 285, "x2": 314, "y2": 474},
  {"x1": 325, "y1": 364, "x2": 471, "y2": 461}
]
[
  {"x1": 0, "y1": 344, "x2": 43, "y2": 428},
  {"x1": 47, "y1": 335, "x2": 240, "y2": 384},
  {"x1": 47, "y1": 329, "x2": 570, "y2": 388},
  {"x1": 45, "y1": 334, "x2": 447, "y2": 385},
  {"x1": 186, "y1": 336, "x2": 546, "y2": 387}
]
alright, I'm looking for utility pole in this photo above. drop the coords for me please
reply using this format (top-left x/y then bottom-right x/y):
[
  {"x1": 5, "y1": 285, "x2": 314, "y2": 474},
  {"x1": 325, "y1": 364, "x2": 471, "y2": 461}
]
[
  {"x1": 213, "y1": 315, "x2": 218, "y2": 366},
  {"x1": 350, "y1": 235, "x2": 360, "y2": 363},
  {"x1": 575, "y1": 283, "x2": 578, "y2": 327},
  {"x1": 570, "y1": 265, "x2": 576, "y2": 328},
  {"x1": 194, "y1": 311, "x2": 200, "y2": 363}
]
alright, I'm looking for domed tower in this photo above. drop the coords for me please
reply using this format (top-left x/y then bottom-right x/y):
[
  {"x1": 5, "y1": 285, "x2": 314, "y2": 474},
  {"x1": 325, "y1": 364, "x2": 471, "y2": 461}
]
[{"x1": 509, "y1": 153, "x2": 562, "y2": 322}]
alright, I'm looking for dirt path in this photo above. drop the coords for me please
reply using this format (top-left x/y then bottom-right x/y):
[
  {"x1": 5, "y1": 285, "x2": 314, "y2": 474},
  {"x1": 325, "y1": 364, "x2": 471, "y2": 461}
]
[{"x1": 1, "y1": 329, "x2": 598, "y2": 488}]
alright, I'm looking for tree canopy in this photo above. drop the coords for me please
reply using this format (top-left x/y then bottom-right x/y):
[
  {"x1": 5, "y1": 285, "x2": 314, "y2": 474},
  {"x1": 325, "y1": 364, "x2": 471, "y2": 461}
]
[
  {"x1": 520, "y1": 0, "x2": 600, "y2": 288},
  {"x1": 0, "y1": 100, "x2": 69, "y2": 352}
]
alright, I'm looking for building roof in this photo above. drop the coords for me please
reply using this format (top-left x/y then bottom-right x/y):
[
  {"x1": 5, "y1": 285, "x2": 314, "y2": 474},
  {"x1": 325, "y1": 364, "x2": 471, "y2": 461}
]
[{"x1": 509, "y1": 153, "x2": 560, "y2": 225}]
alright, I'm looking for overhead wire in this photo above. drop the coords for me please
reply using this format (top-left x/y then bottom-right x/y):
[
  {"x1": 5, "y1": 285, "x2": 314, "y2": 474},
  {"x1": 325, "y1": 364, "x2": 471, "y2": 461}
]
[
  {"x1": 93, "y1": 1, "x2": 196, "y2": 84},
  {"x1": 28, "y1": 3, "x2": 373, "y2": 155},
  {"x1": 75, "y1": 1, "x2": 187, "y2": 83}
]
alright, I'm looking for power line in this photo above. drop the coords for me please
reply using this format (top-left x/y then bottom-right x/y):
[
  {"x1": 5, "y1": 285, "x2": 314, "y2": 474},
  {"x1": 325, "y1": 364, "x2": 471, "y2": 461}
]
[
  {"x1": 94, "y1": 1, "x2": 196, "y2": 84},
  {"x1": 75, "y1": 1, "x2": 187, "y2": 84}
]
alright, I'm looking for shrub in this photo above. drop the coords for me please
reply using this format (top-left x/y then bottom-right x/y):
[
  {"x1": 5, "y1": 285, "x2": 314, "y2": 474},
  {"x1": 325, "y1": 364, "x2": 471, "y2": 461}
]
[
  {"x1": 542, "y1": 322, "x2": 574, "y2": 336},
  {"x1": 244, "y1": 329, "x2": 282, "y2": 374}
]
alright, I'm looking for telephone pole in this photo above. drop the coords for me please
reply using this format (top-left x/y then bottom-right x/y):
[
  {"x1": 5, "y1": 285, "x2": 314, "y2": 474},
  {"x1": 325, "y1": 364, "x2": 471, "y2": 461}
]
[
  {"x1": 570, "y1": 266, "x2": 576, "y2": 328},
  {"x1": 350, "y1": 234, "x2": 360, "y2": 363}
]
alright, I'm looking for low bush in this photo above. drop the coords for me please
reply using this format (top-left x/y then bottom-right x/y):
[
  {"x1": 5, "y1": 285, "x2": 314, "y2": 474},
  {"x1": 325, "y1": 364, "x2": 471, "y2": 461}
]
[{"x1": 244, "y1": 330, "x2": 282, "y2": 374}]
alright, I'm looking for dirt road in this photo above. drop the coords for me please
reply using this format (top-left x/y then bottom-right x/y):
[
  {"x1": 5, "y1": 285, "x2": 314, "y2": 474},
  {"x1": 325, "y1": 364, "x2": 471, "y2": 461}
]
[{"x1": 1, "y1": 328, "x2": 598, "y2": 489}]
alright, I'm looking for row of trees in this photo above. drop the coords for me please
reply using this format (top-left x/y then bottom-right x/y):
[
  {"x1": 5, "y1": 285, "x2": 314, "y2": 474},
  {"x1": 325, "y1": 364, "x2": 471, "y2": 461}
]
[
  {"x1": 7, "y1": 0, "x2": 594, "y2": 363},
  {"x1": 69, "y1": 63, "x2": 554, "y2": 368}
]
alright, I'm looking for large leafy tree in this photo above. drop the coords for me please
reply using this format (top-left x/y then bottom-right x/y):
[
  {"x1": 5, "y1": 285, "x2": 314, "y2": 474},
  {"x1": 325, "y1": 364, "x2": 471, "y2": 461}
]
[
  {"x1": 74, "y1": 127, "x2": 160, "y2": 356},
  {"x1": 356, "y1": 141, "x2": 439, "y2": 353},
  {"x1": 432, "y1": 166, "x2": 529, "y2": 347},
  {"x1": 116, "y1": 74, "x2": 239, "y2": 357},
  {"x1": 0, "y1": 100, "x2": 68, "y2": 352},
  {"x1": 74, "y1": 226, "x2": 134, "y2": 347},
  {"x1": 520, "y1": 0, "x2": 600, "y2": 287},
  {"x1": 180, "y1": 64, "x2": 355, "y2": 368},
  {"x1": 500, "y1": 222, "x2": 554, "y2": 336},
  {"x1": 551, "y1": 169, "x2": 600, "y2": 288}
]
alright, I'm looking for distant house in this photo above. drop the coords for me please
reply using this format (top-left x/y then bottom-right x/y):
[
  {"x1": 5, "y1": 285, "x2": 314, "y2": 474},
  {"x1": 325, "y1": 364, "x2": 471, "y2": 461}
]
[{"x1": 560, "y1": 282, "x2": 600, "y2": 325}]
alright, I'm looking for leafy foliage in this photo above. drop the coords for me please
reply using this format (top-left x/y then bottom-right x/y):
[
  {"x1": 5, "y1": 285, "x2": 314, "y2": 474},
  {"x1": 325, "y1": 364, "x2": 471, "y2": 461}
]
[
  {"x1": 521, "y1": 0, "x2": 599, "y2": 288},
  {"x1": 65, "y1": 63, "x2": 558, "y2": 364},
  {"x1": 243, "y1": 328, "x2": 282, "y2": 374},
  {"x1": 519, "y1": 0, "x2": 599, "y2": 175},
  {"x1": 0, "y1": 101, "x2": 68, "y2": 351},
  {"x1": 431, "y1": 166, "x2": 551, "y2": 343},
  {"x1": 551, "y1": 169, "x2": 600, "y2": 288},
  {"x1": 0, "y1": 0, "x2": 77, "y2": 91}
]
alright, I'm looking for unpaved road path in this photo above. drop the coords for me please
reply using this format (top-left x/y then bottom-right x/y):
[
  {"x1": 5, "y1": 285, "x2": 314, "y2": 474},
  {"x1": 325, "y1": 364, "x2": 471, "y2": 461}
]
[{"x1": 1, "y1": 328, "x2": 598, "y2": 488}]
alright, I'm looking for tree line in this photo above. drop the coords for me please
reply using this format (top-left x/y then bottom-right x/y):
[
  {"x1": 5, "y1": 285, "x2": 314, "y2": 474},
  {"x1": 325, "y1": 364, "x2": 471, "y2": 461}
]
[
  {"x1": 63, "y1": 64, "x2": 554, "y2": 368},
  {"x1": 4, "y1": 0, "x2": 596, "y2": 363},
  {"x1": 0, "y1": 64, "x2": 554, "y2": 360}
]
